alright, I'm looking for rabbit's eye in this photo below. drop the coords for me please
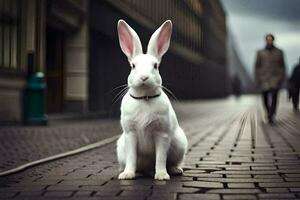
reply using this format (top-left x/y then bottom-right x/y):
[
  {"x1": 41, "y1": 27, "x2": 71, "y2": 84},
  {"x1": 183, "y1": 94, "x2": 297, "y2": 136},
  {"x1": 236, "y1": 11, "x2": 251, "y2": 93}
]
[
  {"x1": 154, "y1": 63, "x2": 158, "y2": 69},
  {"x1": 132, "y1": 64, "x2": 135, "y2": 69}
]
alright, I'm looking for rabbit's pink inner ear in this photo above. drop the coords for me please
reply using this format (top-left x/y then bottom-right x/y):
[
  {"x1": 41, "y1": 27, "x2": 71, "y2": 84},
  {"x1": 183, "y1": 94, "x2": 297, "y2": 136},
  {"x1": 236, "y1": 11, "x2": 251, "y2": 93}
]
[
  {"x1": 157, "y1": 23, "x2": 172, "y2": 56},
  {"x1": 119, "y1": 24, "x2": 133, "y2": 57}
]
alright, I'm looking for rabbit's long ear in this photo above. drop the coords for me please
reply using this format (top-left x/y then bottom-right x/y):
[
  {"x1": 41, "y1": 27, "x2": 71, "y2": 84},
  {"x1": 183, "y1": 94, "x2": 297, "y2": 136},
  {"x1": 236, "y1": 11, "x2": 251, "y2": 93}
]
[
  {"x1": 117, "y1": 20, "x2": 143, "y2": 61},
  {"x1": 147, "y1": 20, "x2": 172, "y2": 61}
]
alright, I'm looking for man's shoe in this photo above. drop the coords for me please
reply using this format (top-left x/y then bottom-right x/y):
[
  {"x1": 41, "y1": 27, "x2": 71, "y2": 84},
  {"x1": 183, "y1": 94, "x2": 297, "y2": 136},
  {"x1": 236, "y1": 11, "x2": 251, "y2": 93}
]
[{"x1": 268, "y1": 116, "x2": 275, "y2": 124}]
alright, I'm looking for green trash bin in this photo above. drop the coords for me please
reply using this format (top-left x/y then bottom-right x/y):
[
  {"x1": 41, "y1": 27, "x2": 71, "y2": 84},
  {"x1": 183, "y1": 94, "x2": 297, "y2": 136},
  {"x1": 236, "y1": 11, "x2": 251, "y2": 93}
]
[{"x1": 23, "y1": 72, "x2": 48, "y2": 125}]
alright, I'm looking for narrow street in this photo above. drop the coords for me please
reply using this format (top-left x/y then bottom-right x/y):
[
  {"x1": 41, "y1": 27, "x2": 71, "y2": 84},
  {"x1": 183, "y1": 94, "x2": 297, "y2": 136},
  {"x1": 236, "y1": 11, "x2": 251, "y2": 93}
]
[{"x1": 1, "y1": 94, "x2": 300, "y2": 200}]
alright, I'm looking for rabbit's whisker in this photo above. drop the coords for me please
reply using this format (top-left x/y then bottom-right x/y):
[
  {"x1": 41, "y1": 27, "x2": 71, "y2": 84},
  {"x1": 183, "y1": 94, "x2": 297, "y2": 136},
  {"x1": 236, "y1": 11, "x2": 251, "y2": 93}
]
[
  {"x1": 112, "y1": 88, "x2": 129, "y2": 106},
  {"x1": 160, "y1": 85, "x2": 178, "y2": 101},
  {"x1": 110, "y1": 84, "x2": 128, "y2": 93},
  {"x1": 113, "y1": 88, "x2": 129, "y2": 105},
  {"x1": 112, "y1": 87, "x2": 129, "y2": 104}
]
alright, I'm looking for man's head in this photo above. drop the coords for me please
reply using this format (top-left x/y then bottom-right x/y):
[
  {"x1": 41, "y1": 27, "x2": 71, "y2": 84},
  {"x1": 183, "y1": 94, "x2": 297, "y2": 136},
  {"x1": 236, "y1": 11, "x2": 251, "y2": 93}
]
[{"x1": 265, "y1": 33, "x2": 275, "y2": 47}]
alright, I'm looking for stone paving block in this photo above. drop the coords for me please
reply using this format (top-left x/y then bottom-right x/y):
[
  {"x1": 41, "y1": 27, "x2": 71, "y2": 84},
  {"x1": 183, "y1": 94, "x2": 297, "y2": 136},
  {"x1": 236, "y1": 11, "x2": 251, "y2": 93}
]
[
  {"x1": 46, "y1": 185, "x2": 80, "y2": 191},
  {"x1": 222, "y1": 194, "x2": 258, "y2": 200},
  {"x1": 207, "y1": 188, "x2": 262, "y2": 194},
  {"x1": 0, "y1": 186, "x2": 46, "y2": 192},
  {"x1": 120, "y1": 190, "x2": 151, "y2": 197},
  {"x1": 211, "y1": 170, "x2": 278, "y2": 175},
  {"x1": 119, "y1": 185, "x2": 152, "y2": 191},
  {"x1": 285, "y1": 174, "x2": 300, "y2": 178},
  {"x1": 196, "y1": 161, "x2": 227, "y2": 165},
  {"x1": 203, "y1": 156, "x2": 230, "y2": 160},
  {"x1": 277, "y1": 159, "x2": 300, "y2": 163},
  {"x1": 289, "y1": 188, "x2": 300, "y2": 192},
  {"x1": 147, "y1": 193, "x2": 177, "y2": 200},
  {"x1": 105, "y1": 179, "x2": 156, "y2": 186},
  {"x1": 259, "y1": 182, "x2": 300, "y2": 188},
  {"x1": 266, "y1": 188, "x2": 289, "y2": 193},
  {"x1": 179, "y1": 193, "x2": 221, "y2": 200},
  {"x1": 225, "y1": 166, "x2": 251, "y2": 170},
  {"x1": 258, "y1": 193, "x2": 296, "y2": 199},
  {"x1": 183, "y1": 181, "x2": 223, "y2": 188},
  {"x1": 184, "y1": 169, "x2": 206, "y2": 174},
  {"x1": 253, "y1": 159, "x2": 275, "y2": 163},
  {"x1": 242, "y1": 163, "x2": 276, "y2": 167},
  {"x1": 227, "y1": 183, "x2": 255, "y2": 188},
  {"x1": 93, "y1": 197, "x2": 143, "y2": 200},
  {"x1": 57, "y1": 179, "x2": 107, "y2": 186},
  {"x1": 276, "y1": 162, "x2": 300, "y2": 166},
  {"x1": 0, "y1": 192, "x2": 17, "y2": 198},
  {"x1": 79, "y1": 185, "x2": 119, "y2": 193},
  {"x1": 278, "y1": 165, "x2": 300, "y2": 169},
  {"x1": 17, "y1": 191, "x2": 44, "y2": 197},
  {"x1": 251, "y1": 154, "x2": 274, "y2": 158},
  {"x1": 253, "y1": 175, "x2": 282, "y2": 179},
  {"x1": 43, "y1": 191, "x2": 74, "y2": 197},
  {"x1": 37, "y1": 176, "x2": 69, "y2": 180},
  {"x1": 194, "y1": 167, "x2": 223, "y2": 171},
  {"x1": 284, "y1": 177, "x2": 300, "y2": 182},
  {"x1": 169, "y1": 177, "x2": 194, "y2": 182},
  {"x1": 93, "y1": 189, "x2": 120, "y2": 197},
  {"x1": 226, "y1": 174, "x2": 252, "y2": 178},
  {"x1": 57, "y1": 173, "x2": 91, "y2": 179},
  {"x1": 15, "y1": 180, "x2": 61, "y2": 186},
  {"x1": 254, "y1": 178, "x2": 284, "y2": 183},
  {"x1": 227, "y1": 157, "x2": 253, "y2": 162},
  {"x1": 73, "y1": 191, "x2": 93, "y2": 197},
  {"x1": 189, "y1": 173, "x2": 223, "y2": 178},
  {"x1": 251, "y1": 166, "x2": 277, "y2": 170},
  {"x1": 153, "y1": 184, "x2": 199, "y2": 193},
  {"x1": 276, "y1": 156, "x2": 299, "y2": 160},
  {"x1": 196, "y1": 177, "x2": 284, "y2": 183}
]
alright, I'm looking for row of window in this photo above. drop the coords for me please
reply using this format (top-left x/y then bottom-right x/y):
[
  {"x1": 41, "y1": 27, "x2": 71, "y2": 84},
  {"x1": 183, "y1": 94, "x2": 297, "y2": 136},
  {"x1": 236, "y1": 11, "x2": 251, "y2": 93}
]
[
  {"x1": 0, "y1": 0, "x2": 20, "y2": 70},
  {"x1": 122, "y1": 0, "x2": 204, "y2": 54}
]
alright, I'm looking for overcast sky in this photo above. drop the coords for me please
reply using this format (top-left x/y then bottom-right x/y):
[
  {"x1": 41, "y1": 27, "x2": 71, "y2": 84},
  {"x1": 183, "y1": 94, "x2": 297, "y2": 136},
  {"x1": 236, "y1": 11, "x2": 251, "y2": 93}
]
[{"x1": 220, "y1": 0, "x2": 300, "y2": 77}]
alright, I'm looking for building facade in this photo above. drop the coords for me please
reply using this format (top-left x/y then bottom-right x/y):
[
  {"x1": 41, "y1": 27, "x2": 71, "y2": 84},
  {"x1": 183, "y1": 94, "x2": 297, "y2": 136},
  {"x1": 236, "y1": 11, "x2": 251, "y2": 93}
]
[
  {"x1": 227, "y1": 30, "x2": 255, "y2": 94},
  {"x1": 0, "y1": 0, "x2": 89, "y2": 124},
  {"x1": 89, "y1": 0, "x2": 228, "y2": 116},
  {"x1": 0, "y1": 0, "x2": 233, "y2": 124}
]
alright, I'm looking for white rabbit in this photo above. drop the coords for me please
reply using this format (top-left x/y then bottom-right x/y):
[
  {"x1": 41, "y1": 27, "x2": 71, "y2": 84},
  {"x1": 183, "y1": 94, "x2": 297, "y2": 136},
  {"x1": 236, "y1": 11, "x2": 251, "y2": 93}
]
[{"x1": 116, "y1": 19, "x2": 188, "y2": 180}]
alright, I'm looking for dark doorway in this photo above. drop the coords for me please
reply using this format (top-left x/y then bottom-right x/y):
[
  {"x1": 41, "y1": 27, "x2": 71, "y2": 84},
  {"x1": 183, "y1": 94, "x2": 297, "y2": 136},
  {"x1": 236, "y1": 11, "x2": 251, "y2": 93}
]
[
  {"x1": 89, "y1": 30, "x2": 128, "y2": 116},
  {"x1": 46, "y1": 28, "x2": 64, "y2": 113}
]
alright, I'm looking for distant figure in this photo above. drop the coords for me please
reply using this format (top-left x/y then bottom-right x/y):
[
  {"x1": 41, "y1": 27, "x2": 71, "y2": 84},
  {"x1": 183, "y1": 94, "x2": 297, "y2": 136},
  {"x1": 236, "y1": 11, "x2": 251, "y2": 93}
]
[
  {"x1": 255, "y1": 34, "x2": 286, "y2": 123},
  {"x1": 288, "y1": 58, "x2": 300, "y2": 111}
]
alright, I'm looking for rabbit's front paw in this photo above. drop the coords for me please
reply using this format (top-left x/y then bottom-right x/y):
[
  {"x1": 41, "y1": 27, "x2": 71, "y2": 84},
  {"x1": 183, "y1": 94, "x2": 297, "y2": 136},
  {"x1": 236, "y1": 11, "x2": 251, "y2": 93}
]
[
  {"x1": 154, "y1": 171, "x2": 170, "y2": 180},
  {"x1": 118, "y1": 171, "x2": 135, "y2": 180}
]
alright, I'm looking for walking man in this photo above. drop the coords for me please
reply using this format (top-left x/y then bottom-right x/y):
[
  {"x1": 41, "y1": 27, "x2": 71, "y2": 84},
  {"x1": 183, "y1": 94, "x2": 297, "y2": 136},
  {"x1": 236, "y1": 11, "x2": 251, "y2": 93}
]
[
  {"x1": 255, "y1": 34, "x2": 286, "y2": 123},
  {"x1": 289, "y1": 58, "x2": 300, "y2": 111}
]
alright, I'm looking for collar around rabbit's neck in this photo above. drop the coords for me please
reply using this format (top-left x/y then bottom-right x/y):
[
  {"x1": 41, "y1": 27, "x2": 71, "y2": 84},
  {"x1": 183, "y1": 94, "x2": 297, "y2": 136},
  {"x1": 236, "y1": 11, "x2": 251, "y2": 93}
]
[{"x1": 129, "y1": 93, "x2": 161, "y2": 101}]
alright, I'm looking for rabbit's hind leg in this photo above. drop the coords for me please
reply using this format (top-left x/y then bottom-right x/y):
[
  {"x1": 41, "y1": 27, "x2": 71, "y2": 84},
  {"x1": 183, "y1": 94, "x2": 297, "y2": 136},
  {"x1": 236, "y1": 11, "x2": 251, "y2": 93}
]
[
  {"x1": 117, "y1": 134, "x2": 126, "y2": 172},
  {"x1": 167, "y1": 127, "x2": 188, "y2": 176}
]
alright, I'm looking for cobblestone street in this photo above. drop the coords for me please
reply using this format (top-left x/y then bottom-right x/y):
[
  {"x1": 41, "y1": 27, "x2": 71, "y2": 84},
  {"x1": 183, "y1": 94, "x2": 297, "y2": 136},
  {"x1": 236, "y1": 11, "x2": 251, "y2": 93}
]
[
  {"x1": 1, "y1": 95, "x2": 300, "y2": 200},
  {"x1": 0, "y1": 119, "x2": 121, "y2": 173}
]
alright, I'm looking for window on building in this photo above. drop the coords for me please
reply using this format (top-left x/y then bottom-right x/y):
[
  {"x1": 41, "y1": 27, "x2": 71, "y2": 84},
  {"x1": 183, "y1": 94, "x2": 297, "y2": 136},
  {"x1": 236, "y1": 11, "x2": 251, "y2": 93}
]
[{"x1": 0, "y1": 0, "x2": 20, "y2": 70}]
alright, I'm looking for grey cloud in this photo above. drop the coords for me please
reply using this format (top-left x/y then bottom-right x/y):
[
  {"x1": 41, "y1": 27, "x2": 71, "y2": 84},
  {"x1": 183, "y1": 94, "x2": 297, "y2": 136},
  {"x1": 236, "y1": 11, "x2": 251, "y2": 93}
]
[
  {"x1": 221, "y1": 0, "x2": 300, "y2": 22},
  {"x1": 221, "y1": 0, "x2": 300, "y2": 77}
]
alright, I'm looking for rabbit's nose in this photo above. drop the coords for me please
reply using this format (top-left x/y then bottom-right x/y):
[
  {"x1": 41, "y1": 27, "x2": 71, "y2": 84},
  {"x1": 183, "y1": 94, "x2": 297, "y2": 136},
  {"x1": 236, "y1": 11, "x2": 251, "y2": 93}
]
[{"x1": 140, "y1": 76, "x2": 149, "y2": 82}]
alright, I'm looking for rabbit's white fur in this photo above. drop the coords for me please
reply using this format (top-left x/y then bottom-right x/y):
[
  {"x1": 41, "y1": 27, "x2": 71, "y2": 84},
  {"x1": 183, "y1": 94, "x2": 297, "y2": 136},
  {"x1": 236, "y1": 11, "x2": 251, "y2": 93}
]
[{"x1": 116, "y1": 19, "x2": 188, "y2": 180}]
